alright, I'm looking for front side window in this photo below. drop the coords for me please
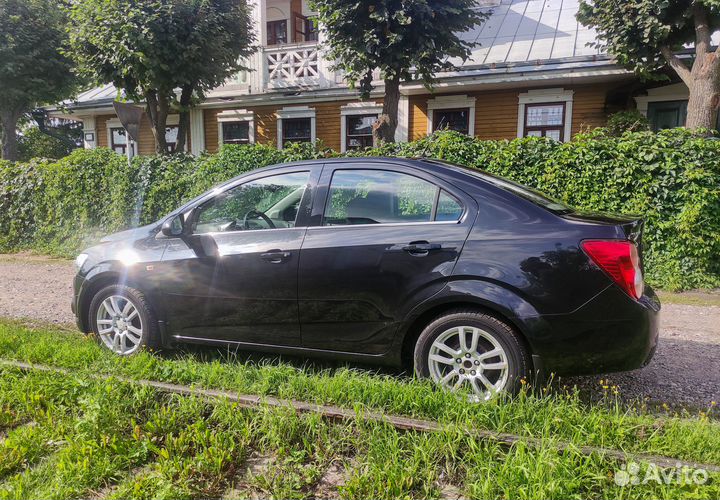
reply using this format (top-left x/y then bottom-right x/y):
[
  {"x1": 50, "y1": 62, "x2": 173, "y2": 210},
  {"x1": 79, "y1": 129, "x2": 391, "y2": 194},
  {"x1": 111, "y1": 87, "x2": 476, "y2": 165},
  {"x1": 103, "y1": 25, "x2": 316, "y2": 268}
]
[
  {"x1": 524, "y1": 103, "x2": 565, "y2": 140},
  {"x1": 222, "y1": 121, "x2": 250, "y2": 145},
  {"x1": 193, "y1": 171, "x2": 309, "y2": 233},
  {"x1": 432, "y1": 108, "x2": 470, "y2": 135},
  {"x1": 110, "y1": 127, "x2": 127, "y2": 155},
  {"x1": 324, "y1": 169, "x2": 457, "y2": 226},
  {"x1": 282, "y1": 117, "x2": 312, "y2": 146},
  {"x1": 346, "y1": 114, "x2": 377, "y2": 150}
]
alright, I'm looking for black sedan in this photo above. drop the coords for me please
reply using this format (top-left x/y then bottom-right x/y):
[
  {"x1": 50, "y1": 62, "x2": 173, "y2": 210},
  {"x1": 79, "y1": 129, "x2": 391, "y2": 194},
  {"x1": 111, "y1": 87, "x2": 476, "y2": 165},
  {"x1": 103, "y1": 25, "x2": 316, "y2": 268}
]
[{"x1": 72, "y1": 158, "x2": 660, "y2": 399}]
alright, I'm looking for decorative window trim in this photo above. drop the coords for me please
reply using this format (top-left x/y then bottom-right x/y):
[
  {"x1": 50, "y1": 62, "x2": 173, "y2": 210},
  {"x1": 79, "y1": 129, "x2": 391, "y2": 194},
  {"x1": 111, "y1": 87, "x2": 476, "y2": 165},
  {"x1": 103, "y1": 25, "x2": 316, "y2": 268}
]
[
  {"x1": 340, "y1": 102, "x2": 383, "y2": 152},
  {"x1": 276, "y1": 106, "x2": 316, "y2": 148},
  {"x1": 427, "y1": 95, "x2": 476, "y2": 136},
  {"x1": 517, "y1": 89, "x2": 573, "y2": 142},
  {"x1": 217, "y1": 109, "x2": 255, "y2": 146}
]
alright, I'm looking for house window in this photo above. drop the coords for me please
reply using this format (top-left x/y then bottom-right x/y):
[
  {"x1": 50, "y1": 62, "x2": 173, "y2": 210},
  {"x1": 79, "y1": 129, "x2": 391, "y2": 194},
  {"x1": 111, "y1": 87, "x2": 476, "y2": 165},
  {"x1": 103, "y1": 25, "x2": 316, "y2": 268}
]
[
  {"x1": 523, "y1": 103, "x2": 566, "y2": 141},
  {"x1": 222, "y1": 121, "x2": 250, "y2": 145},
  {"x1": 432, "y1": 108, "x2": 470, "y2": 135},
  {"x1": 282, "y1": 118, "x2": 312, "y2": 146},
  {"x1": 267, "y1": 20, "x2": 287, "y2": 46},
  {"x1": 165, "y1": 126, "x2": 179, "y2": 153},
  {"x1": 517, "y1": 89, "x2": 573, "y2": 142},
  {"x1": 110, "y1": 127, "x2": 128, "y2": 155},
  {"x1": 293, "y1": 13, "x2": 318, "y2": 43},
  {"x1": 647, "y1": 100, "x2": 688, "y2": 131},
  {"x1": 346, "y1": 114, "x2": 376, "y2": 150},
  {"x1": 426, "y1": 95, "x2": 476, "y2": 137}
]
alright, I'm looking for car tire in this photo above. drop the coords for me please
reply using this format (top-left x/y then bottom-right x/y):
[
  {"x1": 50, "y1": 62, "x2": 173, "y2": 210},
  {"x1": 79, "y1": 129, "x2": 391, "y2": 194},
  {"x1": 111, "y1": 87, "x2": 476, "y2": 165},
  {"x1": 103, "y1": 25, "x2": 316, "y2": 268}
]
[
  {"x1": 88, "y1": 284, "x2": 160, "y2": 356},
  {"x1": 414, "y1": 309, "x2": 531, "y2": 399}
]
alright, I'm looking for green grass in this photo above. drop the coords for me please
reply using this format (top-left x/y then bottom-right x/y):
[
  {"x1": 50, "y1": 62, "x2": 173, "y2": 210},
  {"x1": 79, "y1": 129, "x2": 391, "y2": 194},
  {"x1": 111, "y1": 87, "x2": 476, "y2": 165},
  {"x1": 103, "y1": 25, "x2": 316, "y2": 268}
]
[
  {"x1": 0, "y1": 367, "x2": 717, "y2": 499},
  {"x1": 0, "y1": 320, "x2": 719, "y2": 499}
]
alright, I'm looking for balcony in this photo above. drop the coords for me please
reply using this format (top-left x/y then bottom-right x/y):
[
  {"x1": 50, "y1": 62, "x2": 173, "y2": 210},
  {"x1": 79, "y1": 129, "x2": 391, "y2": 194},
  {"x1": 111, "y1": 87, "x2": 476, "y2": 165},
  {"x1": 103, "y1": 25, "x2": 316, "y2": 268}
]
[{"x1": 264, "y1": 42, "x2": 320, "y2": 89}]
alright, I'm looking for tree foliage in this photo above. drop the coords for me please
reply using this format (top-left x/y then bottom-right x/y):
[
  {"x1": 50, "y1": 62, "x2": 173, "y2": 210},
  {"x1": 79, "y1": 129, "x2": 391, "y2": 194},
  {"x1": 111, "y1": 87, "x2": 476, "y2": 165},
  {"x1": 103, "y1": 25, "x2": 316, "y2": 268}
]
[
  {"x1": 67, "y1": 0, "x2": 255, "y2": 154},
  {"x1": 0, "y1": 0, "x2": 76, "y2": 161},
  {"x1": 578, "y1": 0, "x2": 720, "y2": 129},
  {"x1": 311, "y1": 0, "x2": 487, "y2": 143}
]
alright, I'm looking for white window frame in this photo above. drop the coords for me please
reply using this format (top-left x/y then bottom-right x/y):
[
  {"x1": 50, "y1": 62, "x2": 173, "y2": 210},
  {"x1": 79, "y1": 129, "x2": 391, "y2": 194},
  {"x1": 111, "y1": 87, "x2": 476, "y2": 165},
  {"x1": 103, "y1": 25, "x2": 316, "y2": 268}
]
[
  {"x1": 106, "y1": 118, "x2": 137, "y2": 157},
  {"x1": 340, "y1": 102, "x2": 383, "y2": 152},
  {"x1": 517, "y1": 88, "x2": 573, "y2": 142},
  {"x1": 217, "y1": 109, "x2": 255, "y2": 146},
  {"x1": 634, "y1": 82, "x2": 689, "y2": 117},
  {"x1": 427, "y1": 95, "x2": 476, "y2": 136},
  {"x1": 276, "y1": 106, "x2": 316, "y2": 148}
]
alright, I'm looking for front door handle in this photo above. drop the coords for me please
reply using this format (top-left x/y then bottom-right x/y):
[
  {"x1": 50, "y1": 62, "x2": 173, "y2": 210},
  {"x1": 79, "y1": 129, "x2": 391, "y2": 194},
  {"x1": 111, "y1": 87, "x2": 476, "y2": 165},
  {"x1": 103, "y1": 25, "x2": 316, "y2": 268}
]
[
  {"x1": 260, "y1": 250, "x2": 291, "y2": 263},
  {"x1": 402, "y1": 242, "x2": 442, "y2": 255}
]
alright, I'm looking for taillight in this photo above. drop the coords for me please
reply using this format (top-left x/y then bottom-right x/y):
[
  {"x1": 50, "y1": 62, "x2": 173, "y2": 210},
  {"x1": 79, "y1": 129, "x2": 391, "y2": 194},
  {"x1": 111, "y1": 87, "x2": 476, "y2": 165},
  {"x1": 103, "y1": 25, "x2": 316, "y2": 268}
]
[{"x1": 581, "y1": 240, "x2": 644, "y2": 300}]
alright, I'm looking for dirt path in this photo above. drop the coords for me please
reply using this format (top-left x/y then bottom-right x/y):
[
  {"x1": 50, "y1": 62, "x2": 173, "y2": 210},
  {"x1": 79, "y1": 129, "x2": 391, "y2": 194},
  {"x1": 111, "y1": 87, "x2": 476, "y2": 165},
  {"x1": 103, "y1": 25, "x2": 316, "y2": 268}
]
[{"x1": 0, "y1": 254, "x2": 718, "y2": 408}]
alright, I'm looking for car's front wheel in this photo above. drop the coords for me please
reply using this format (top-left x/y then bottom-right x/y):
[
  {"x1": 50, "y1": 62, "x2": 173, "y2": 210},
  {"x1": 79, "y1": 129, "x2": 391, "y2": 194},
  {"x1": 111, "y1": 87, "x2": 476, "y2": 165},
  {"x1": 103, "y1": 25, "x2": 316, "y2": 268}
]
[
  {"x1": 88, "y1": 284, "x2": 159, "y2": 355},
  {"x1": 414, "y1": 310, "x2": 531, "y2": 400}
]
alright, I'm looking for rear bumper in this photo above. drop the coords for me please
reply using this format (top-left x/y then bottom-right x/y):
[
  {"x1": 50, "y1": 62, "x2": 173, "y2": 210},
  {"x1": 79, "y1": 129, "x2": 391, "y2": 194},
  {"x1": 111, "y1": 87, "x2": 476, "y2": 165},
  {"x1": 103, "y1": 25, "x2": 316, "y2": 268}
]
[{"x1": 531, "y1": 285, "x2": 660, "y2": 376}]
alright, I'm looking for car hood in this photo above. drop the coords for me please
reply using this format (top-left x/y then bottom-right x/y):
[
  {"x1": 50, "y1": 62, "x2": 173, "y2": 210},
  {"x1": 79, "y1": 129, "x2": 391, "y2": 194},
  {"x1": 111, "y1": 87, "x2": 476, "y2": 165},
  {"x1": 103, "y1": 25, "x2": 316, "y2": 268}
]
[{"x1": 100, "y1": 223, "x2": 159, "y2": 243}]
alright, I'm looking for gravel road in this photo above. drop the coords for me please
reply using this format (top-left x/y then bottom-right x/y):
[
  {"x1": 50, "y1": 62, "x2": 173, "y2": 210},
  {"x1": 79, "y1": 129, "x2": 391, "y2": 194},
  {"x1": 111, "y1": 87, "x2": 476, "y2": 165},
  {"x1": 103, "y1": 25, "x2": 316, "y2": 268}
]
[{"x1": 1, "y1": 254, "x2": 718, "y2": 408}]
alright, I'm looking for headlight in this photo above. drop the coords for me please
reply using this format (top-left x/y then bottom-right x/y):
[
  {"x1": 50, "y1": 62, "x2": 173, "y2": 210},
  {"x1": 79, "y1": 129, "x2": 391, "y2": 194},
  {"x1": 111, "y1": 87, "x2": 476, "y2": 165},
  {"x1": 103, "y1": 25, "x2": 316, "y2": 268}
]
[{"x1": 75, "y1": 253, "x2": 89, "y2": 270}]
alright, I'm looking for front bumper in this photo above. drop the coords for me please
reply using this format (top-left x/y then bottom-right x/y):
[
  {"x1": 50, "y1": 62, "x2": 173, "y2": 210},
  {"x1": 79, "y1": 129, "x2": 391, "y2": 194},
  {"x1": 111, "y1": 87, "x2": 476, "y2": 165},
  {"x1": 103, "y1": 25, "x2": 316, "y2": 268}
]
[
  {"x1": 71, "y1": 273, "x2": 87, "y2": 332},
  {"x1": 531, "y1": 285, "x2": 660, "y2": 376}
]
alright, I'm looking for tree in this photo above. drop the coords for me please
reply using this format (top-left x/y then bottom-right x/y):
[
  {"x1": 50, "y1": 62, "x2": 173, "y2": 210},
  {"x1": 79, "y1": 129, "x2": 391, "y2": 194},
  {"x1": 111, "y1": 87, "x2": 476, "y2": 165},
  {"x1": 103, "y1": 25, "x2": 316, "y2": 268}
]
[
  {"x1": 578, "y1": 0, "x2": 720, "y2": 130},
  {"x1": 0, "y1": 0, "x2": 76, "y2": 161},
  {"x1": 68, "y1": 0, "x2": 255, "y2": 155},
  {"x1": 311, "y1": 0, "x2": 487, "y2": 144}
]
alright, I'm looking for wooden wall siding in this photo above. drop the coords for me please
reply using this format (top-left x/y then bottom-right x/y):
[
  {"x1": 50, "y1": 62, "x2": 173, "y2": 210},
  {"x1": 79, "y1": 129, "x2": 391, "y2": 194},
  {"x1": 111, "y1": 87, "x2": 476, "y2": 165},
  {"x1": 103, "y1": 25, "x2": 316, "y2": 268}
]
[
  {"x1": 204, "y1": 99, "x2": 383, "y2": 153},
  {"x1": 204, "y1": 108, "x2": 220, "y2": 153},
  {"x1": 410, "y1": 84, "x2": 613, "y2": 141}
]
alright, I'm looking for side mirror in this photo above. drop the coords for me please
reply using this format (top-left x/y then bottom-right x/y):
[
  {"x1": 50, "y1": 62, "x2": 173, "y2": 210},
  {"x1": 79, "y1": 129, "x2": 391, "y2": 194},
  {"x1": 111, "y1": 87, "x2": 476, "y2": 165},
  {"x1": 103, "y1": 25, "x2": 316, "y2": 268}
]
[{"x1": 161, "y1": 214, "x2": 186, "y2": 238}]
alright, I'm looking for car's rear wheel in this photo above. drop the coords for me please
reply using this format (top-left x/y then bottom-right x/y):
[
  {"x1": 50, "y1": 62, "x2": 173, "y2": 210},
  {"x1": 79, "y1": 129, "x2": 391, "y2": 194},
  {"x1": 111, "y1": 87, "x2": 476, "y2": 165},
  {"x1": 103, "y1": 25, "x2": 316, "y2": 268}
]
[
  {"x1": 89, "y1": 285, "x2": 159, "y2": 356},
  {"x1": 414, "y1": 310, "x2": 531, "y2": 400}
]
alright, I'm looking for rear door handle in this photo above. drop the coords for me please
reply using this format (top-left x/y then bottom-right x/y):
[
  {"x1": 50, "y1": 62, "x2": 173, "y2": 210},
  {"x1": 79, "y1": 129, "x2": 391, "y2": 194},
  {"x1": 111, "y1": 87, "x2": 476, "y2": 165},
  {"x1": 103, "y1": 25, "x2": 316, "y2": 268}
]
[
  {"x1": 402, "y1": 242, "x2": 442, "y2": 255},
  {"x1": 260, "y1": 250, "x2": 291, "y2": 263}
]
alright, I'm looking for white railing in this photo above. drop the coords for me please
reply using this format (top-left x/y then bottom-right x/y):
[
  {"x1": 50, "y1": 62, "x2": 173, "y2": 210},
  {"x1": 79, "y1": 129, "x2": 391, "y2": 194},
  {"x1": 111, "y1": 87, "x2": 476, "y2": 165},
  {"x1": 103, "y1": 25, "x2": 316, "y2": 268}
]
[{"x1": 264, "y1": 43, "x2": 320, "y2": 89}]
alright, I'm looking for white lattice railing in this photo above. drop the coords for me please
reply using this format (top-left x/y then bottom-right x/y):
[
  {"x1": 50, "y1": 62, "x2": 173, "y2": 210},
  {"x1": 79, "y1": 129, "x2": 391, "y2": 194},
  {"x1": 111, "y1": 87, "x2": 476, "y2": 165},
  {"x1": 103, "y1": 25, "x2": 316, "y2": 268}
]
[{"x1": 264, "y1": 43, "x2": 320, "y2": 88}]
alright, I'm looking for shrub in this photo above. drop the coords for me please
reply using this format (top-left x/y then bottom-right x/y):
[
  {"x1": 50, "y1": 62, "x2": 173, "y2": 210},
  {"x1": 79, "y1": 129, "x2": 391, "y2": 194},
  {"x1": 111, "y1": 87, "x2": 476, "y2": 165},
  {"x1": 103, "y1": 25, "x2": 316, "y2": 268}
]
[
  {"x1": 0, "y1": 129, "x2": 718, "y2": 290},
  {"x1": 605, "y1": 110, "x2": 650, "y2": 136}
]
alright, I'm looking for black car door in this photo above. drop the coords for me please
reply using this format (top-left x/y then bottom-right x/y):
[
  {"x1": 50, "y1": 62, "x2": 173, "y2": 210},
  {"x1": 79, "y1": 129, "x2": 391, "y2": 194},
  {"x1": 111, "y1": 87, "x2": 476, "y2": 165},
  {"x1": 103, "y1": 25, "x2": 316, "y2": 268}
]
[
  {"x1": 159, "y1": 166, "x2": 321, "y2": 346},
  {"x1": 297, "y1": 163, "x2": 478, "y2": 355}
]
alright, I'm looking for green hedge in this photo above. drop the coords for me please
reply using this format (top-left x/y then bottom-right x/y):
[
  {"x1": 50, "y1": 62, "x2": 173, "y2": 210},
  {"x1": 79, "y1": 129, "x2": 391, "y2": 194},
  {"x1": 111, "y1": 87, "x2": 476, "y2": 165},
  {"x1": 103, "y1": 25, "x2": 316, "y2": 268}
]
[{"x1": 1, "y1": 129, "x2": 718, "y2": 290}]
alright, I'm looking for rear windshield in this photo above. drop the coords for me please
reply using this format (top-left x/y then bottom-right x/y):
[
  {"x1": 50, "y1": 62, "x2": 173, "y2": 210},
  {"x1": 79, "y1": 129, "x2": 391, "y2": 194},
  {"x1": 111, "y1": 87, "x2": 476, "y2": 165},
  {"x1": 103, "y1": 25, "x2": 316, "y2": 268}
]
[{"x1": 424, "y1": 159, "x2": 573, "y2": 214}]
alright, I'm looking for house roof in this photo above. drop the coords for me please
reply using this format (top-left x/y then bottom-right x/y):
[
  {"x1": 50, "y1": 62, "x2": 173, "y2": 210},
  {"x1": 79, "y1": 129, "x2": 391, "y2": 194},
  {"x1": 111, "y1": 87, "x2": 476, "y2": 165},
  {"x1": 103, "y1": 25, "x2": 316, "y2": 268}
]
[{"x1": 456, "y1": 0, "x2": 602, "y2": 67}]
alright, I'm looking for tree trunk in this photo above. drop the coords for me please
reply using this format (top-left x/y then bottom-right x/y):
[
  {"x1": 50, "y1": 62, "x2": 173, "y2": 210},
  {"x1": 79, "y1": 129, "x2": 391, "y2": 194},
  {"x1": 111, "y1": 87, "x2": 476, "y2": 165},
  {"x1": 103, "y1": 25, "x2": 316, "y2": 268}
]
[
  {"x1": 174, "y1": 85, "x2": 194, "y2": 154},
  {"x1": 0, "y1": 110, "x2": 19, "y2": 161},
  {"x1": 145, "y1": 91, "x2": 169, "y2": 155},
  {"x1": 685, "y1": 50, "x2": 720, "y2": 130},
  {"x1": 686, "y1": 77, "x2": 720, "y2": 129},
  {"x1": 373, "y1": 76, "x2": 401, "y2": 145}
]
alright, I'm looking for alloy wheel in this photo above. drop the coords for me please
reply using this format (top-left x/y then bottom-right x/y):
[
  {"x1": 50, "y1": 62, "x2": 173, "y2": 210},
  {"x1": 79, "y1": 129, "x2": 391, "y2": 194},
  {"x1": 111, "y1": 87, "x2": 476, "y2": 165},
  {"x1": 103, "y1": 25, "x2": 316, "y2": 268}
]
[
  {"x1": 428, "y1": 326, "x2": 509, "y2": 401},
  {"x1": 95, "y1": 295, "x2": 144, "y2": 355}
]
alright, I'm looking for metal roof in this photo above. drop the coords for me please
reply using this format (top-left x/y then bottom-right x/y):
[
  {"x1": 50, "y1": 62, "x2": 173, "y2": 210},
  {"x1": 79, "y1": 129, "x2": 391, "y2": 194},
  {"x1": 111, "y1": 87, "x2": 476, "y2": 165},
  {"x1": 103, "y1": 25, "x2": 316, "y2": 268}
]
[{"x1": 455, "y1": 0, "x2": 602, "y2": 67}]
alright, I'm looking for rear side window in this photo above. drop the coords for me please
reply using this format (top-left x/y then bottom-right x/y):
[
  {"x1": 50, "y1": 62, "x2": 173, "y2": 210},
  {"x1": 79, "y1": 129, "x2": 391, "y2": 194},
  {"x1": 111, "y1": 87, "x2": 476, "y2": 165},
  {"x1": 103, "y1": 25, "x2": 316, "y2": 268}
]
[
  {"x1": 323, "y1": 170, "x2": 463, "y2": 225},
  {"x1": 436, "y1": 190, "x2": 463, "y2": 221}
]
